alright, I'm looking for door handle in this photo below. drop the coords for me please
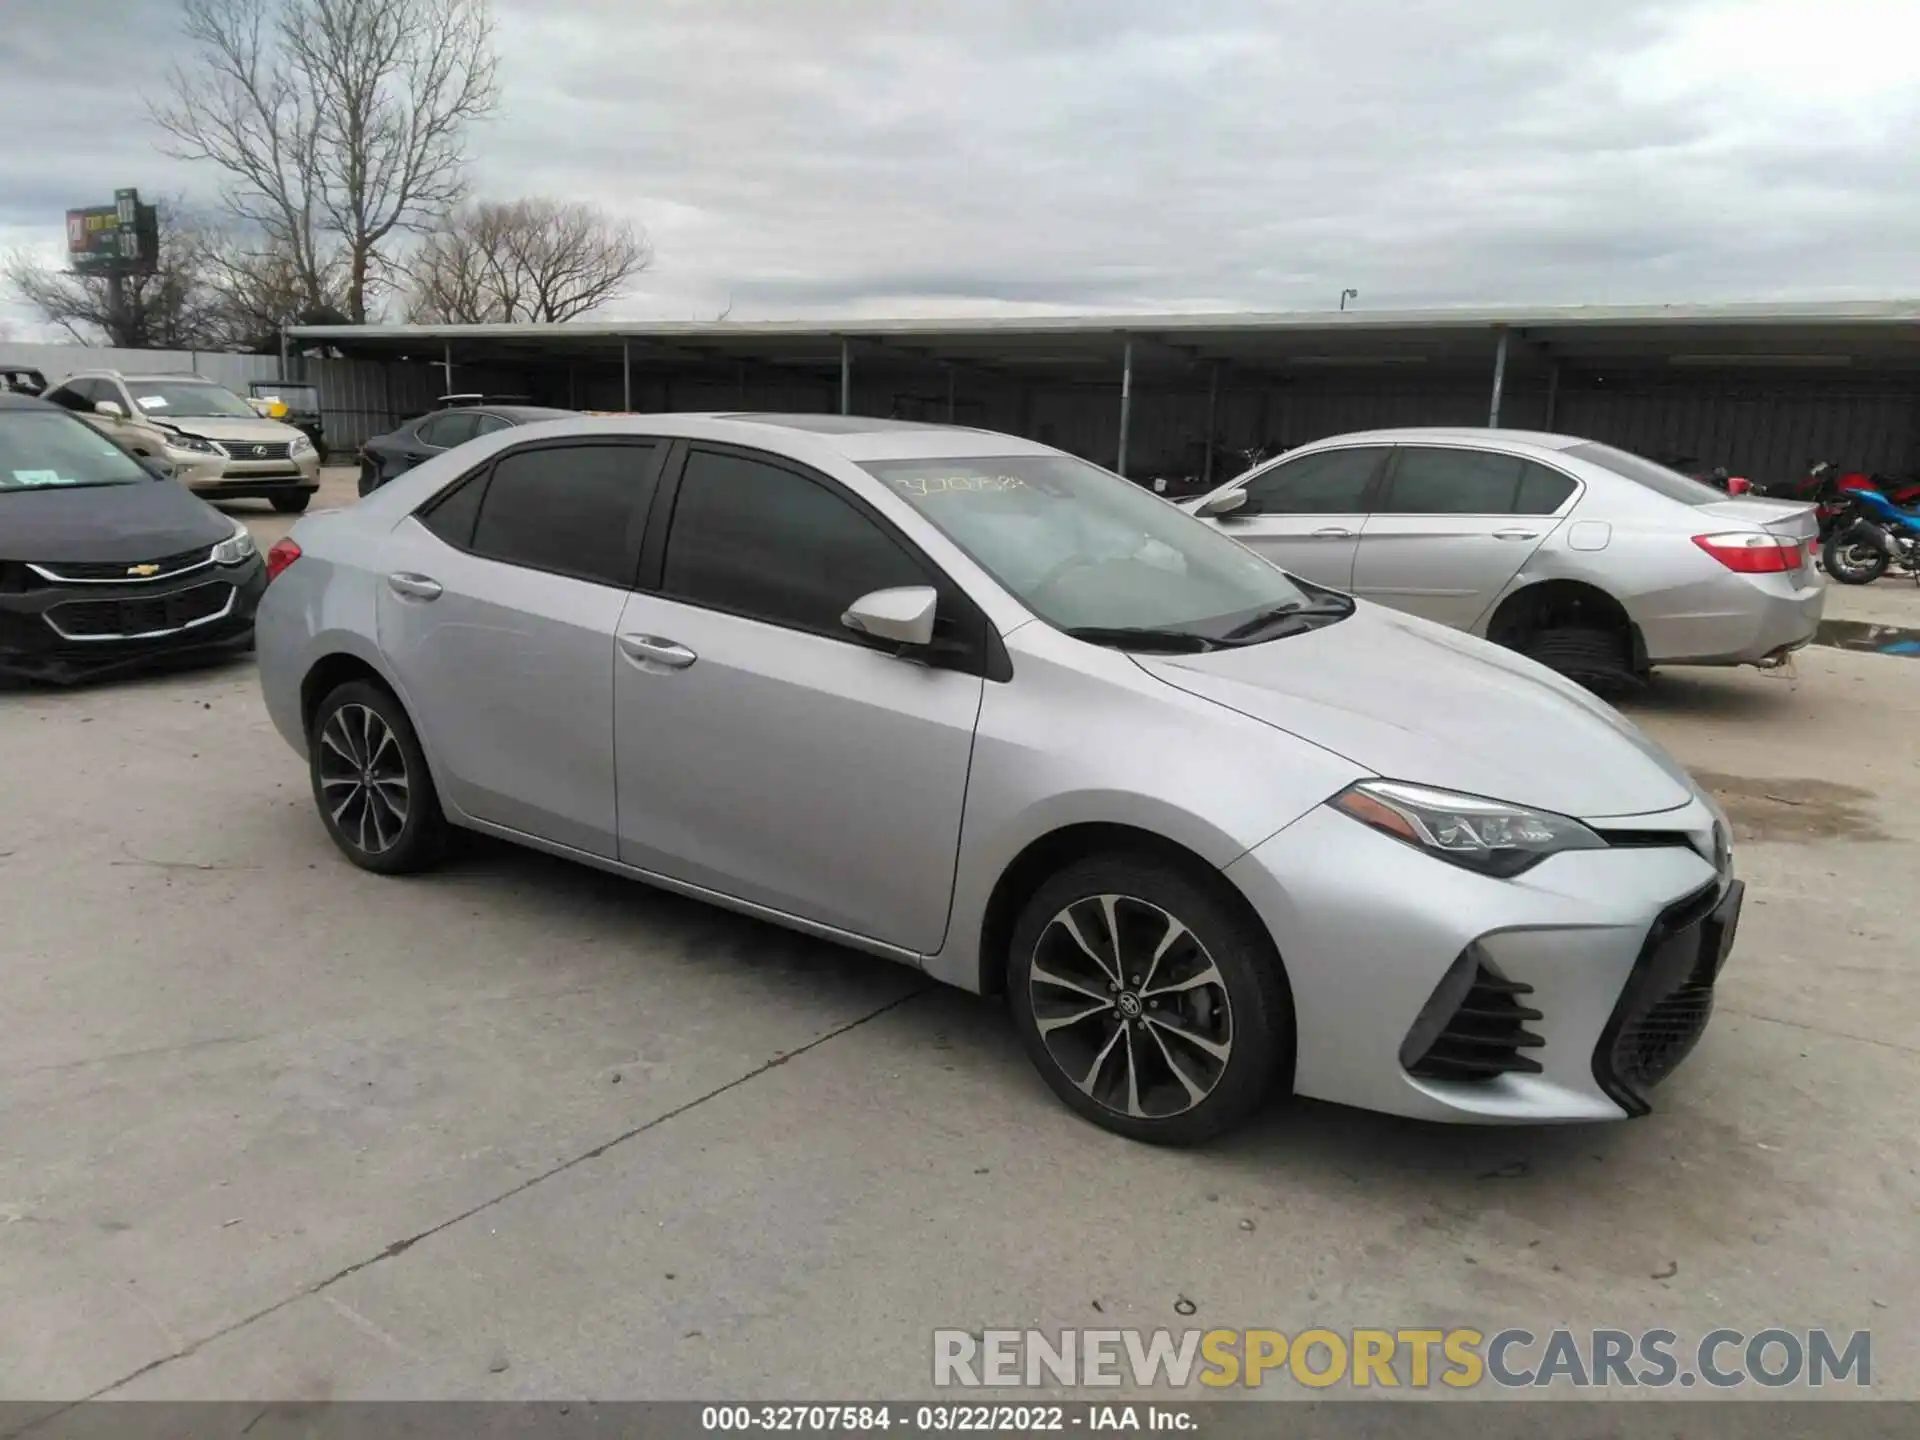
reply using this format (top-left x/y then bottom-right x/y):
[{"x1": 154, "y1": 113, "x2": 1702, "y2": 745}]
[
  {"x1": 1492, "y1": 529, "x2": 1541, "y2": 541},
  {"x1": 1310, "y1": 526, "x2": 1355, "y2": 538},
  {"x1": 618, "y1": 633, "x2": 698, "y2": 669},
  {"x1": 386, "y1": 572, "x2": 442, "y2": 600}
]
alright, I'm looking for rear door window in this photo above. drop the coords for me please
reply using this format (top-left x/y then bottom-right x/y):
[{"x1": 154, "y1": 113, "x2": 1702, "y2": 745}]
[
  {"x1": 456, "y1": 443, "x2": 658, "y2": 587},
  {"x1": 419, "y1": 412, "x2": 480, "y2": 448}
]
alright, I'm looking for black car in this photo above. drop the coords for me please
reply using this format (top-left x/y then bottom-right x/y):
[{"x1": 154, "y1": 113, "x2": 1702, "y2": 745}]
[
  {"x1": 358, "y1": 404, "x2": 572, "y2": 495},
  {"x1": 0, "y1": 394, "x2": 266, "y2": 683}
]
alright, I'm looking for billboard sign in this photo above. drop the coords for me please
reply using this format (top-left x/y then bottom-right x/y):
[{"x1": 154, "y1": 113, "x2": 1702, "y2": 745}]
[{"x1": 66, "y1": 188, "x2": 159, "y2": 277}]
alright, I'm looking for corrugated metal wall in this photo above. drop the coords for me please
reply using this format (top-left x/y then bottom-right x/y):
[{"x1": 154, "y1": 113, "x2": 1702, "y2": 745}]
[{"x1": 1, "y1": 342, "x2": 445, "y2": 454}]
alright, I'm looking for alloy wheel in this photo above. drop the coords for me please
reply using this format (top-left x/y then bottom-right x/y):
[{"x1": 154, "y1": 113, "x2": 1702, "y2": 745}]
[
  {"x1": 1027, "y1": 893, "x2": 1234, "y2": 1119},
  {"x1": 316, "y1": 703, "x2": 410, "y2": 855}
]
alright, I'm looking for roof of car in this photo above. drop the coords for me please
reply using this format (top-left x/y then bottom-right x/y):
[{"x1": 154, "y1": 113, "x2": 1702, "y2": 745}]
[
  {"x1": 0, "y1": 392, "x2": 56, "y2": 411},
  {"x1": 1299, "y1": 426, "x2": 1586, "y2": 451},
  {"x1": 470, "y1": 405, "x2": 576, "y2": 420}
]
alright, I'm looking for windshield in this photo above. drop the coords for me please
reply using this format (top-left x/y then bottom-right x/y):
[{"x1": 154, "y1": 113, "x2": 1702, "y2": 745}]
[
  {"x1": 862, "y1": 452, "x2": 1331, "y2": 642},
  {"x1": 0, "y1": 410, "x2": 152, "y2": 490},
  {"x1": 1564, "y1": 441, "x2": 1728, "y2": 506},
  {"x1": 253, "y1": 384, "x2": 318, "y2": 409},
  {"x1": 126, "y1": 380, "x2": 260, "y2": 419}
]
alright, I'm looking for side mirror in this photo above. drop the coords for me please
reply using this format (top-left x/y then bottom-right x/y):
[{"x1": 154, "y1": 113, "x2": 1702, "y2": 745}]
[
  {"x1": 842, "y1": 585, "x2": 937, "y2": 648},
  {"x1": 1195, "y1": 488, "x2": 1248, "y2": 518},
  {"x1": 94, "y1": 399, "x2": 125, "y2": 418}
]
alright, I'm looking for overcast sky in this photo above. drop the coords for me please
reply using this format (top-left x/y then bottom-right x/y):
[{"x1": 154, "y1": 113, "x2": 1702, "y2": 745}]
[{"x1": 3, "y1": 0, "x2": 1919, "y2": 336}]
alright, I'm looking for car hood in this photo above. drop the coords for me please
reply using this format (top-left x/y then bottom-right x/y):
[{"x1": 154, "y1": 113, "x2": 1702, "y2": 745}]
[
  {"x1": 1134, "y1": 603, "x2": 1695, "y2": 820},
  {"x1": 0, "y1": 480, "x2": 232, "y2": 562},
  {"x1": 158, "y1": 416, "x2": 302, "y2": 444}
]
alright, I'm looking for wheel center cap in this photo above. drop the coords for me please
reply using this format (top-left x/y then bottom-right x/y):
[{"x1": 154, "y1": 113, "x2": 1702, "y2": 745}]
[{"x1": 1117, "y1": 992, "x2": 1143, "y2": 1019}]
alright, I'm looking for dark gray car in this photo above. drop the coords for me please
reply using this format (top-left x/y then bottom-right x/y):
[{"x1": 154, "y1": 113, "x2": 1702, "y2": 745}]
[{"x1": 358, "y1": 405, "x2": 573, "y2": 495}]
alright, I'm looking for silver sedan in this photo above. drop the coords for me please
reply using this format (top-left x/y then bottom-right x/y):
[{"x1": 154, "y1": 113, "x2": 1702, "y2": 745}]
[
  {"x1": 1185, "y1": 427, "x2": 1824, "y2": 690},
  {"x1": 257, "y1": 414, "x2": 1741, "y2": 1144}
]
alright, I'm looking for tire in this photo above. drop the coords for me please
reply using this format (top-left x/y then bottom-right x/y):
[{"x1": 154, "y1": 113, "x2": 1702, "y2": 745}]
[
  {"x1": 1822, "y1": 532, "x2": 1888, "y2": 585},
  {"x1": 1007, "y1": 852, "x2": 1292, "y2": 1146},
  {"x1": 308, "y1": 680, "x2": 448, "y2": 874},
  {"x1": 272, "y1": 491, "x2": 313, "y2": 514},
  {"x1": 1516, "y1": 625, "x2": 1641, "y2": 695}
]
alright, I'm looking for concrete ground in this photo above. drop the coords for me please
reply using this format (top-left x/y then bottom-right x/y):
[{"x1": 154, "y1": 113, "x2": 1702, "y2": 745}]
[{"x1": 1, "y1": 468, "x2": 1915, "y2": 1404}]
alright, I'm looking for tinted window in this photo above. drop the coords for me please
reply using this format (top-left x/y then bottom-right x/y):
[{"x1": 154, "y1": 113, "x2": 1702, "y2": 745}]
[
  {"x1": 663, "y1": 449, "x2": 929, "y2": 636},
  {"x1": 1380, "y1": 447, "x2": 1525, "y2": 514},
  {"x1": 43, "y1": 383, "x2": 92, "y2": 411},
  {"x1": 467, "y1": 444, "x2": 653, "y2": 587},
  {"x1": 1563, "y1": 441, "x2": 1725, "y2": 506},
  {"x1": 417, "y1": 473, "x2": 487, "y2": 549},
  {"x1": 1239, "y1": 448, "x2": 1382, "y2": 515},
  {"x1": 419, "y1": 411, "x2": 480, "y2": 448},
  {"x1": 472, "y1": 412, "x2": 515, "y2": 436},
  {"x1": 1516, "y1": 461, "x2": 1577, "y2": 515}
]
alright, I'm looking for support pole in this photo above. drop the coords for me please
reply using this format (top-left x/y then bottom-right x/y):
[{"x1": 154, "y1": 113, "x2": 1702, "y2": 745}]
[
  {"x1": 946, "y1": 364, "x2": 956, "y2": 422},
  {"x1": 1488, "y1": 326, "x2": 1509, "y2": 428},
  {"x1": 840, "y1": 337, "x2": 852, "y2": 415},
  {"x1": 442, "y1": 341, "x2": 453, "y2": 398},
  {"x1": 1202, "y1": 361, "x2": 1221, "y2": 489},
  {"x1": 622, "y1": 339, "x2": 632, "y2": 412},
  {"x1": 278, "y1": 328, "x2": 290, "y2": 383},
  {"x1": 738, "y1": 362, "x2": 748, "y2": 407},
  {"x1": 1117, "y1": 338, "x2": 1135, "y2": 477},
  {"x1": 1544, "y1": 363, "x2": 1560, "y2": 431}
]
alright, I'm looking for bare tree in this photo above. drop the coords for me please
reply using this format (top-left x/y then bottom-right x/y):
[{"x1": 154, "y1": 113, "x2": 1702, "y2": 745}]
[
  {"x1": 4, "y1": 201, "x2": 223, "y2": 349},
  {"x1": 150, "y1": 0, "x2": 499, "y2": 323},
  {"x1": 406, "y1": 199, "x2": 652, "y2": 323}
]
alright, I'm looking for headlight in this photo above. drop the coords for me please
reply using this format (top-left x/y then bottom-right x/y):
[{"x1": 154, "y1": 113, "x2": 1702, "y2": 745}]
[
  {"x1": 211, "y1": 520, "x2": 257, "y2": 567},
  {"x1": 289, "y1": 433, "x2": 315, "y2": 458},
  {"x1": 1330, "y1": 780, "x2": 1605, "y2": 878},
  {"x1": 167, "y1": 434, "x2": 224, "y2": 456}
]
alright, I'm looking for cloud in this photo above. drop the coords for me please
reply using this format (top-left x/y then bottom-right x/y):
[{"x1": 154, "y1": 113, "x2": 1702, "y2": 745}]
[{"x1": 5, "y1": 0, "x2": 1920, "y2": 336}]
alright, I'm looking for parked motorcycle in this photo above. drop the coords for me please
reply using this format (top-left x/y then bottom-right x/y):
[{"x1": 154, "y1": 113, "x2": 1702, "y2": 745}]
[{"x1": 1820, "y1": 482, "x2": 1920, "y2": 585}]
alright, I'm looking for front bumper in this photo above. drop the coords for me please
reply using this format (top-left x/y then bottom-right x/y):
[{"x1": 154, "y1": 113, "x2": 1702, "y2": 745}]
[
  {"x1": 1225, "y1": 794, "x2": 1733, "y2": 1123},
  {"x1": 188, "y1": 452, "x2": 321, "y2": 500},
  {"x1": 0, "y1": 558, "x2": 266, "y2": 683}
]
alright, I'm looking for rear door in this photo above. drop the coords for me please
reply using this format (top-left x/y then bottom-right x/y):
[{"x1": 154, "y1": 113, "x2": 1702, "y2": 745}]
[
  {"x1": 1204, "y1": 445, "x2": 1388, "y2": 589},
  {"x1": 376, "y1": 439, "x2": 661, "y2": 856},
  {"x1": 1352, "y1": 446, "x2": 1577, "y2": 628}
]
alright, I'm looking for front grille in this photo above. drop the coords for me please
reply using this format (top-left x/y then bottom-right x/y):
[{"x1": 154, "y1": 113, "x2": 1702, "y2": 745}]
[
  {"x1": 1403, "y1": 956, "x2": 1545, "y2": 1082},
  {"x1": 1593, "y1": 881, "x2": 1742, "y2": 1114},
  {"x1": 46, "y1": 581, "x2": 233, "y2": 640},
  {"x1": 30, "y1": 545, "x2": 213, "y2": 584},
  {"x1": 224, "y1": 441, "x2": 291, "y2": 461}
]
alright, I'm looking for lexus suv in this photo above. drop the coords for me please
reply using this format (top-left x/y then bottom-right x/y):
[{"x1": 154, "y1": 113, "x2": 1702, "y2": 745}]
[{"x1": 44, "y1": 371, "x2": 321, "y2": 512}]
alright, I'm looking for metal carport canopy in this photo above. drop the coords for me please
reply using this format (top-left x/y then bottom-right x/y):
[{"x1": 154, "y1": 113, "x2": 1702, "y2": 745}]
[{"x1": 288, "y1": 300, "x2": 1920, "y2": 378}]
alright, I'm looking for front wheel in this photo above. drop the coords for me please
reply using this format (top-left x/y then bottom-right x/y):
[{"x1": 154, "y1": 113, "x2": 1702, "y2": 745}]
[
  {"x1": 308, "y1": 680, "x2": 448, "y2": 874},
  {"x1": 1007, "y1": 853, "x2": 1292, "y2": 1145},
  {"x1": 1823, "y1": 531, "x2": 1888, "y2": 585}
]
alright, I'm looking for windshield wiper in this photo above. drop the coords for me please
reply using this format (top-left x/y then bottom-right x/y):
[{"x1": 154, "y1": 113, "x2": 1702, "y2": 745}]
[
  {"x1": 1221, "y1": 595, "x2": 1355, "y2": 641},
  {"x1": 1063, "y1": 625, "x2": 1221, "y2": 653}
]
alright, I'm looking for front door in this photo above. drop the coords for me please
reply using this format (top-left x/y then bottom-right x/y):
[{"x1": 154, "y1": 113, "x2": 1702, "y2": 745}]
[
  {"x1": 1204, "y1": 446, "x2": 1389, "y2": 589},
  {"x1": 1351, "y1": 446, "x2": 1577, "y2": 628},
  {"x1": 612, "y1": 445, "x2": 983, "y2": 954},
  {"x1": 375, "y1": 440, "x2": 660, "y2": 856}
]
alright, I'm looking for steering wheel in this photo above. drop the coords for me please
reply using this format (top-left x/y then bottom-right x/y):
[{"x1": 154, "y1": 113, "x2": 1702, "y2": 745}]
[{"x1": 1029, "y1": 552, "x2": 1106, "y2": 598}]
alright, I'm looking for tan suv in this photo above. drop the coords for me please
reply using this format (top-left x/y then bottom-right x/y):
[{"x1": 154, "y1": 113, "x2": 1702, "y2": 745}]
[{"x1": 44, "y1": 371, "x2": 321, "y2": 512}]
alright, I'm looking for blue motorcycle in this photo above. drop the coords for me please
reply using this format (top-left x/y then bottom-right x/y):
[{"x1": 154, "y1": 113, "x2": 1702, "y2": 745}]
[{"x1": 1822, "y1": 484, "x2": 1920, "y2": 585}]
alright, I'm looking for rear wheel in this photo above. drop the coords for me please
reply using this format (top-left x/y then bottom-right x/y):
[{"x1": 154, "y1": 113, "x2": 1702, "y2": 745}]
[
  {"x1": 308, "y1": 680, "x2": 447, "y2": 874},
  {"x1": 272, "y1": 491, "x2": 313, "y2": 514},
  {"x1": 1517, "y1": 625, "x2": 1642, "y2": 695},
  {"x1": 1007, "y1": 853, "x2": 1292, "y2": 1146},
  {"x1": 1823, "y1": 532, "x2": 1888, "y2": 585}
]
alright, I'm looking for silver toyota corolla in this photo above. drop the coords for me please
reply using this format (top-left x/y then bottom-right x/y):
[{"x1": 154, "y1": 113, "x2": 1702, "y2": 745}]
[
  {"x1": 257, "y1": 414, "x2": 1741, "y2": 1145},
  {"x1": 1185, "y1": 427, "x2": 1823, "y2": 690}
]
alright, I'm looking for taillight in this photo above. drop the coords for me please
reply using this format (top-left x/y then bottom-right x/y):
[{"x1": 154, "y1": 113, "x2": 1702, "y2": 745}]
[
  {"x1": 266, "y1": 537, "x2": 302, "y2": 581},
  {"x1": 1692, "y1": 532, "x2": 1801, "y2": 573}
]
